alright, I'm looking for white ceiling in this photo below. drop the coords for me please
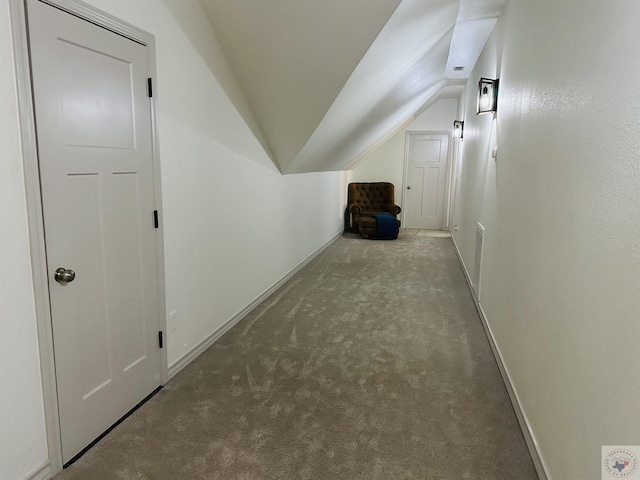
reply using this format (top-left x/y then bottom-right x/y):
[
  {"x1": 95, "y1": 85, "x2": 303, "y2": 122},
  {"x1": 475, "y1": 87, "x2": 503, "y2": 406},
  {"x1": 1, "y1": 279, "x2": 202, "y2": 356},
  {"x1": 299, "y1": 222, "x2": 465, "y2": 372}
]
[
  {"x1": 199, "y1": 0, "x2": 505, "y2": 173},
  {"x1": 445, "y1": 0, "x2": 505, "y2": 79}
]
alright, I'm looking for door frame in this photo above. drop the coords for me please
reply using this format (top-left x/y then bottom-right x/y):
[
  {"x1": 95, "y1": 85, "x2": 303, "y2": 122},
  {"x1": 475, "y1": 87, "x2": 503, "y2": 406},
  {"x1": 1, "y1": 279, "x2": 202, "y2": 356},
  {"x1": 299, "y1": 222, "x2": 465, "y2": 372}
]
[
  {"x1": 401, "y1": 130, "x2": 454, "y2": 230},
  {"x1": 8, "y1": 0, "x2": 167, "y2": 475}
]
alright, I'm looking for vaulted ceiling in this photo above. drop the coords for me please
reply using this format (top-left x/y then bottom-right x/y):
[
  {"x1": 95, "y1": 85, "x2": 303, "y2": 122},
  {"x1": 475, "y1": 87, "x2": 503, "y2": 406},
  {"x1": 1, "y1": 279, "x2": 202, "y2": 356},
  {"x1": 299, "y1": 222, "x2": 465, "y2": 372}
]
[{"x1": 199, "y1": 0, "x2": 505, "y2": 173}]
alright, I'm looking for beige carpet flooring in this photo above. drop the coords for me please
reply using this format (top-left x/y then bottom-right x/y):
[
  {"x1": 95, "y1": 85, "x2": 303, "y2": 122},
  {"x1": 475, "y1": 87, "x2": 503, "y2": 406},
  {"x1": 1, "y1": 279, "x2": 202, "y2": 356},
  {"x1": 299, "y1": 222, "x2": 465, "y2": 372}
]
[{"x1": 55, "y1": 231, "x2": 538, "y2": 480}]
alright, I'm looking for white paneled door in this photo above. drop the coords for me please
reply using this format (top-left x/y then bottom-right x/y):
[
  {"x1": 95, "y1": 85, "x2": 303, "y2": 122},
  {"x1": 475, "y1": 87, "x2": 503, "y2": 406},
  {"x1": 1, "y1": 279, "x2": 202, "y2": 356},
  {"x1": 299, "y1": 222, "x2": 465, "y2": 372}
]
[
  {"x1": 404, "y1": 133, "x2": 450, "y2": 230},
  {"x1": 27, "y1": 0, "x2": 163, "y2": 463}
]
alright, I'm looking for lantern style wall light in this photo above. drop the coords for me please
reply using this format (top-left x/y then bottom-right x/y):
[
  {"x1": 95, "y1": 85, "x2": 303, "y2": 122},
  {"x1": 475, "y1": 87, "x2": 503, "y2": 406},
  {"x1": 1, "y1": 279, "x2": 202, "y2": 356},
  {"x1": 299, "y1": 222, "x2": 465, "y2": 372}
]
[
  {"x1": 477, "y1": 77, "x2": 499, "y2": 114},
  {"x1": 453, "y1": 120, "x2": 464, "y2": 139}
]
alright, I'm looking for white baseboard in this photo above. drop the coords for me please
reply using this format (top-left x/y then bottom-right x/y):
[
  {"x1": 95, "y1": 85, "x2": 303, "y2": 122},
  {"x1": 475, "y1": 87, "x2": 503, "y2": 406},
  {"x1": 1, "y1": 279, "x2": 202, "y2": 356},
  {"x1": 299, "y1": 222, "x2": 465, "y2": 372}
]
[
  {"x1": 25, "y1": 461, "x2": 51, "y2": 480},
  {"x1": 450, "y1": 235, "x2": 550, "y2": 480},
  {"x1": 168, "y1": 230, "x2": 343, "y2": 379}
]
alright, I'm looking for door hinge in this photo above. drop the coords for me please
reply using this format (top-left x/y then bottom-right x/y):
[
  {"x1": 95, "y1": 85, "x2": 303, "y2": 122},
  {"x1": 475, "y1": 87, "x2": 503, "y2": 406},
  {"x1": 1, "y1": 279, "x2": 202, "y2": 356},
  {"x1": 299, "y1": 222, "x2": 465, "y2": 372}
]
[
  {"x1": 158, "y1": 331, "x2": 164, "y2": 349},
  {"x1": 153, "y1": 210, "x2": 159, "y2": 229},
  {"x1": 147, "y1": 77, "x2": 153, "y2": 98}
]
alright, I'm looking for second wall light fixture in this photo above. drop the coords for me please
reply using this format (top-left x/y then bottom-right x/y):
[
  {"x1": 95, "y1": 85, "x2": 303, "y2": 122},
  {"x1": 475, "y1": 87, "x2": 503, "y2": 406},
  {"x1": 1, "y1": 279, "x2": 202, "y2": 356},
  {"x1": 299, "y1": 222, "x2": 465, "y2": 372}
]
[
  {"x1": 453, "y1": 120, "x2": 464, "y2": 139},
  {"x1": 477, "y1": 77, "x2": 499, "y2": 114}
]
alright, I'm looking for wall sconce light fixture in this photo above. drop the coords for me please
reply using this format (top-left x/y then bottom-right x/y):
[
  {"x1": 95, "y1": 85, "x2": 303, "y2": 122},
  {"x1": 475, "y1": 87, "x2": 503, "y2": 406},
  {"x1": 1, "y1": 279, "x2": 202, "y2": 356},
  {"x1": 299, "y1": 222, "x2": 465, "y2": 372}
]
[
  {"x1": 453, "y1": 120, "x2": 464, "y2": 139},
  {"x1": 477, "y1": 77, "x2": 499, "y2": 114}
]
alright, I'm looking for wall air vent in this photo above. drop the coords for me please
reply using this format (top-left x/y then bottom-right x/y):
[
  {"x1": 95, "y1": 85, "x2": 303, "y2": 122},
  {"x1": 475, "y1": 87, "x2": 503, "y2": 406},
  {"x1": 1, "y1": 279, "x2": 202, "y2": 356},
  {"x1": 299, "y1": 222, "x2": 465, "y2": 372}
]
[
  {"x1": 453, "y1": 66, "x2": 465, "y2": 71},
  {"x1": 473, "y1": 222, "x2": 485, "y2": 299}
]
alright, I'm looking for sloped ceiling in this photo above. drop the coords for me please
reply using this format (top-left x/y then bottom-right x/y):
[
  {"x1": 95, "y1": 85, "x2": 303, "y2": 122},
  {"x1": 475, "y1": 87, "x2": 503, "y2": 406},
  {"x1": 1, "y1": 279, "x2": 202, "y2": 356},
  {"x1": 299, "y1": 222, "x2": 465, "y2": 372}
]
[{"x1": 199, "y1": 0, "x2": 505, "y2": 174}]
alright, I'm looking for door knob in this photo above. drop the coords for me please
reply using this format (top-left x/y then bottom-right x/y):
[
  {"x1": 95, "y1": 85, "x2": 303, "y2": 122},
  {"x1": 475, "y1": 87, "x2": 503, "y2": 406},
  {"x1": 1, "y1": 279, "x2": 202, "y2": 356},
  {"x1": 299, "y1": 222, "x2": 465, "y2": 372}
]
[
  {"x1": 407, "y1": 186, "x2": 411, "y2": 190},
  {"x1": 54, "y1": 267, "x2": 76, "y2": 285}
]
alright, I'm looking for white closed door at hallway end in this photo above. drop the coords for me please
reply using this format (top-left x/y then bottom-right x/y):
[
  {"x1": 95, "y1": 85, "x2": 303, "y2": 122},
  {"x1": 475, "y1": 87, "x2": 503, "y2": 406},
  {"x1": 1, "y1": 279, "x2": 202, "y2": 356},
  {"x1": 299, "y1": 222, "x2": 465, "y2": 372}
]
[
  {"x1": 27, "y1": 0, "x2": 163, "y2": 462},
  {"x1": 404, "y1": 133, "x2": 449, "y2": 230}
]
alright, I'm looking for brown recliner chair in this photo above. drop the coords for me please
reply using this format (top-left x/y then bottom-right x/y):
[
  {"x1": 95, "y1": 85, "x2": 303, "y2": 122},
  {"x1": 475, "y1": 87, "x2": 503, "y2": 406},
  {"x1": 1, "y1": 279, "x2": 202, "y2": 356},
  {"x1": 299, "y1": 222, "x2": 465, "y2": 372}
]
[{"x1": 347, "y1": 182, "x2": 401, "y2": 239}]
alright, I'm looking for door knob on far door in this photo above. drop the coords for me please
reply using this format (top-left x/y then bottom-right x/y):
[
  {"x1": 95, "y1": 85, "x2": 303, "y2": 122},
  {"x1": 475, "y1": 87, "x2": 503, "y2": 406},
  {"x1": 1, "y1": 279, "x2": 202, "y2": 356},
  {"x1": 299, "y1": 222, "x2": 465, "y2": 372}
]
[
  {"x1": 54, "y1": 267, "x2": 76, "y2": 285},
  {"x1": 407, "y1": 186, "x2": 411, "y2": 190}
]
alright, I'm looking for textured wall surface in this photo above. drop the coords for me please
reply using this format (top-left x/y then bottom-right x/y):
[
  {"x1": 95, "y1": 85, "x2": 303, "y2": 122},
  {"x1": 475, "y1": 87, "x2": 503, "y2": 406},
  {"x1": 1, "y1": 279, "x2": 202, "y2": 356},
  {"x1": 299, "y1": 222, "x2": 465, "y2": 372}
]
[
  {"x1": 0, "y1": 2, "x2": 50, "y2": 479},
  {"x1": 452, "y1": 1, "x2": 640, "y2": 478}
]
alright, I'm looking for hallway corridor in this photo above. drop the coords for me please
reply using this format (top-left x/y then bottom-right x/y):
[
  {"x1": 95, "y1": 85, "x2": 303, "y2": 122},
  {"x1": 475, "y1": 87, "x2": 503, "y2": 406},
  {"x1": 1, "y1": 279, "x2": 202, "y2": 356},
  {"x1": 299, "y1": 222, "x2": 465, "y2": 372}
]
[{"x1": 56, "y1": 231, "x2": 537, "y2": 480}]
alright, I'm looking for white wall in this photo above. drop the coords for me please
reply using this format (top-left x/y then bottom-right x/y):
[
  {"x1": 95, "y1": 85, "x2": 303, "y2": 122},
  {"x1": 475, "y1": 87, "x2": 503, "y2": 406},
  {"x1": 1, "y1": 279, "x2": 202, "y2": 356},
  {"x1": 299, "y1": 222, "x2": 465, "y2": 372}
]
[
  {"x1": 0, "y1": 0, "x2": 347, "y2": 477},
  {"x1": 351, "y1": 98, "x2": 458, "y2": 204},
  {"x1": 0, "y1": 2, "x2": 49, "y2": 479},
  {"x1": 451, "y1": 2, "x2": 640, "y2": 479}
]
